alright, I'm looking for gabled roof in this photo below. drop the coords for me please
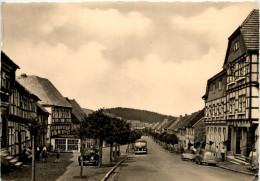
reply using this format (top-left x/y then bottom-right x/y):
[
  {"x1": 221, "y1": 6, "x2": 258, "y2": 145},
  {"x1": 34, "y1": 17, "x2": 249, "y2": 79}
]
[
  {"x1": 66, "y1": 98, "x2": 87, "y2": 123},
  {"x1": 162, "y1": 118, "x2": 177, "y2": 130},
  {"x1": 1, "y1": 51, "x2": 20, "y2": 69},
  {"x1": 240, "y1": 9, "x2": 259, "y2": 51},
  {"x1": 15, "y1": 80, "x2": 40, "y2": 101},
  {"x1": 224, "y1": 9, "x2": 259, "y2": 66},
  {"x1": 17, "y1": 75, "x2": 72, "y2": 108},
  {"x1": 185, "y1": 109, "x2": 204, "y2": 128},
  {"x1": 173, "y1": 115, "x2": 190, "y2": 131},
  {"x1": 156, "y1": 119, "x2": 169, "y2": 131}
]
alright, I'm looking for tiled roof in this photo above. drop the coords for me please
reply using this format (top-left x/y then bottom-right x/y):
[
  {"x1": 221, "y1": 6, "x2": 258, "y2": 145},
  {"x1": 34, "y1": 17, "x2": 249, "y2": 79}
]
[
  {"x1": 162, "y1": 118, "x2": 177, "y2": 130},
  {"x1": 240, "y1": 9, "x2": 259, "y2": 51},
  {"x1": 185, "y1": 109, "x2": 204, "y2": 128},
  {"x1": 17, "y1": 75, "x2": 72, "y2": 108},
  {"x1": 66, "y1": 98, "x2": 87, "y2": 123},
  {"x1": 173, "y1": 115, "x2": 190, "y2": 131},
  {"x1": 1, "y1": 51, "x2": 20, "y2": 69}
]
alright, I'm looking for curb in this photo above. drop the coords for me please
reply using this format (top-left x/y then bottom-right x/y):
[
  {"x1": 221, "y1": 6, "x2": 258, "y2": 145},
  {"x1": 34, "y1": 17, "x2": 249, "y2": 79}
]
[
  {"x1": 217, "y1": 165, "x2": 258, "y2": 177},
  {"x1": 100, "y1": 153, "x2": 132, "y2": 181}
]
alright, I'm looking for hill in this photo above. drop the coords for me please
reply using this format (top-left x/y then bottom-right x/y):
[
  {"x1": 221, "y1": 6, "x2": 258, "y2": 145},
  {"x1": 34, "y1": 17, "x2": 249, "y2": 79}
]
[{"x1": 105, "y1": 107, "x2": 176, "y2": 123}]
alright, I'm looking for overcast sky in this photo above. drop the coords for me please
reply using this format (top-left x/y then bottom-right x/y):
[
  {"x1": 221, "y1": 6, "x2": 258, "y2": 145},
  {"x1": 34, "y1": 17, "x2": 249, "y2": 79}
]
[{"x1": 1, "y1": 2, "x2": 258, "y2": 116}]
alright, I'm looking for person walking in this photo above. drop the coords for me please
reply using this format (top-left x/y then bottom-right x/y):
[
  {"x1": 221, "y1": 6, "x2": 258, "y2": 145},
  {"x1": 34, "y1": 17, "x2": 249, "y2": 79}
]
[
  {"x1": 36, "y1": 145, "x2": 41, "y2": 161},
  {"x1": 249, "y1": 148, "x2": 258, "y2": 170},
  {"x1": 41, "y1": 146, "x2": 48, "y2": 163},
  {"x1": 54, "y1": 148, "x2": 61, "y2": 163},
  {"x1": 220, "y1": 145, "x2": 225, "y2": 162}
]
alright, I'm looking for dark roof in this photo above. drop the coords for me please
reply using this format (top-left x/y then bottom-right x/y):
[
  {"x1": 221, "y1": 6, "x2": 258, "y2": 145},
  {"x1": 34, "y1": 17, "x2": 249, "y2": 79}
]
[
  {"x1": 37, "y1": 103, "x2": 49, "y2": 114},
  {"x1": 17, "y1": 75, "x2": 72, "y2": 108},
  {"x1": 173, "y1": 115, "x2": 190, "y2": 131},
  {"x1": 15, "y1": 80, "x2": 40, "y2": 101},
  {"x1": 66, "y1": 98, "x2": 87, "y2": 123},
  {"x1": 240, "y1": 9, "x2": 259, "y2": 51},
  {"x1": 185, "y1": 109, "x2": 204, "y2": 128},
  {"x1": 162, "y1": 118, "x2": 177, "y2": 130},
  {"x1": 1, "y1": 51, "x2": 20, "y2": 69},
  {"x1": 224, "y1": 9, "x2": 259, "y2": 66}
]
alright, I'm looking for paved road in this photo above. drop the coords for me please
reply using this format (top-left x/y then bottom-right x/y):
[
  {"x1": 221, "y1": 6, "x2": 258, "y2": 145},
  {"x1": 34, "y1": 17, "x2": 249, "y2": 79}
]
[{"x1": 108, "y1": 136, "x2": 258, "y2": 181}]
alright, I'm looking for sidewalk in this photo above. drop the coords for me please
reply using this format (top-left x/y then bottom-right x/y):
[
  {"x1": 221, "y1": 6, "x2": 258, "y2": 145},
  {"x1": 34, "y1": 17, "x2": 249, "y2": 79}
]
[
  {"x1": 56, "y1": 145, "x2": 130, "y2": 181},
  {"x1": 218, "y1": 160, "x2": 258, "y2": 176}
]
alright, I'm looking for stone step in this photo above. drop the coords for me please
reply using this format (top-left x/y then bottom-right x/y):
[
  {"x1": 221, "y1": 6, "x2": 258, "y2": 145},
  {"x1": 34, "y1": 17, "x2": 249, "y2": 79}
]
[{"x1": 227, "y1": 156, "x2": 249, "y2": 165}]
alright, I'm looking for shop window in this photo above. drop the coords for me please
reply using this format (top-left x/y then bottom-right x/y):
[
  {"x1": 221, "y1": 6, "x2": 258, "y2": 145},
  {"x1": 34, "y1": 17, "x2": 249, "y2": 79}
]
[
  {"x1": 68, "y1": 139, "x2": 79, "y2": 151},
  {"x1": 55, "y1": 139, "x2": 66, "y2": 150}
]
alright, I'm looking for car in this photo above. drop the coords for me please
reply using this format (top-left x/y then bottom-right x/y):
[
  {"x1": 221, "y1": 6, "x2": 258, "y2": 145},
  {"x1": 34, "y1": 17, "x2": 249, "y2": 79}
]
[
  {"x1": 181, "y1": 149, "x2": 196, "y2": 161},
  {"x1": 78, "y1": 150, "x2": 99, "y2": 166},
  {"x1": 195, "y1": 149, "x2": 217, "y2": 166},
  {"x1": 134, "y1": 139, "x2": 148, "y2": 154}
]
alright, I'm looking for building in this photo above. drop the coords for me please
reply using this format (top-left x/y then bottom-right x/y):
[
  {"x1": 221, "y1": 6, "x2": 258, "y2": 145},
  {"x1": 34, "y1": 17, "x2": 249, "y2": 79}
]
[
  {"x1": 184, "y1": 110, "x2": 204, "y2": 148},
  {"x1": 17, "y1": 74, "x2": 76, "y2": 152},
  {"x1": 203, "y1": 9, "x2": 259, "y2": 156},
  {"x1": 1, "y1": 52, "x2": 19, "y2": 149},
  {"x1": 203, "y1": 70, "x2": 228, "y2": 151},
  {"x1": 7, "y1": 80, "x2": 40, "y2": 156},
  {"x1": 223, "y1": 9, "x2": 259, "y2": 156}
]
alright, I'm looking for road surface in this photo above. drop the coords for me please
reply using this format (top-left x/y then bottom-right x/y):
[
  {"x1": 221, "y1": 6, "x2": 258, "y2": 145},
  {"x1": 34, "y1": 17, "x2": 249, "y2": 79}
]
[{"x1": 108, "y1": 136, "x2": 257, "y2": 181}]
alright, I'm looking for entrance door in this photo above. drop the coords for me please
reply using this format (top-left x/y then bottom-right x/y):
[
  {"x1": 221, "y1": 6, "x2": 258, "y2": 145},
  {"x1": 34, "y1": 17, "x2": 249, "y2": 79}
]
[{"x1": 236, "y1": 128, "x2": 241, "y2": 154}]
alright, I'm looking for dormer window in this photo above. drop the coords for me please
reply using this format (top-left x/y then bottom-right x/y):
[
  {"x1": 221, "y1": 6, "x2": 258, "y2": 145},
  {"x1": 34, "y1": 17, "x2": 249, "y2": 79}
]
[{"x1": 233, "y1": 41, "x2": 239, "y2": 52}]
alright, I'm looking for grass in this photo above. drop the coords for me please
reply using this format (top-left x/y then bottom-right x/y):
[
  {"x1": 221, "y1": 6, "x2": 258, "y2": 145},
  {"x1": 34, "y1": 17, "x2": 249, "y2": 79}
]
[{"x1": 1, "y1": 152, "x2": 73, "y2": 181}]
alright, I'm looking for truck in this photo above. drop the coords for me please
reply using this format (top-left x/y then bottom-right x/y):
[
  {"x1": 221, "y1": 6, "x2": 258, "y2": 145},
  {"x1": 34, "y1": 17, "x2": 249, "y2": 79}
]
[{"x1": 134, "y1": 139, "x2": 148, "y2": 154}]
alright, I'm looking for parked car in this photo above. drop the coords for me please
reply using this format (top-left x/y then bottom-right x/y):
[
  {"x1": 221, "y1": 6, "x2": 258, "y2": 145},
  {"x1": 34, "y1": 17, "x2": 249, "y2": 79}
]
[
  {"x1": 195, "y1": 149, "x2": 217, "y2": 166},
  {"x1": 78, "y1": 150, "x2": 99, "y2": 166},
  {"x1": 181, "y1": 149, "x2": 195, "y2": 161}
]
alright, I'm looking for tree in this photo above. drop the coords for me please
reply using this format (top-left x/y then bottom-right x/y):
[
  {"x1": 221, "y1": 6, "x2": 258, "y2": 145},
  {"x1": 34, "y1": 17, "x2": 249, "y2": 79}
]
[
  {"x1": 83, "y1": 109, "x2": 112, "y2": 167},
  {"x1": 24, "y1": 117, "x2": 47, "y2": 181},
  {"x1": 73, "y1": 122, "x2": 88, "y2": 178}
]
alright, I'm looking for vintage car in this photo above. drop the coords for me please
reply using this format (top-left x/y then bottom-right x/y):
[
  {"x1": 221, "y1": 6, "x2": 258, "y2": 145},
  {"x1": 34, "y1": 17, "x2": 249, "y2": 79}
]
[
  {"x1": 181, "y1": 149, "x2": 196, "y2": 161},
  {"x1": 134, "y1": 139, "x2": 148, "y2": 154},
  {"x1": 78, "y1": 150, "x2": 99, "y2": 166},
  {"x1": 195, "y1": 149, "x2": 217, "y2": 166}
]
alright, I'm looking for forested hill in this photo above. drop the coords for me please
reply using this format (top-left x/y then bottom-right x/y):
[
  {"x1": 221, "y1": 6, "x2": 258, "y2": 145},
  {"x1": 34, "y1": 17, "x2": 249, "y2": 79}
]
[{"x1": 105, "y1": 107, "x2": 176, "y2": 123}]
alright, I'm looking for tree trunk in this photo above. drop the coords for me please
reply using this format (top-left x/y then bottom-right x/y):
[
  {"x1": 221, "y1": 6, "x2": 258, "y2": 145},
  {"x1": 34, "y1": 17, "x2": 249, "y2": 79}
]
[
  {"x1": 98, "y1": 139, "x2": 103, "y2": 167},
  {"x1": 80, "y1": 138, "x2": 84, "y2": 178},
  {"x1": 110, "y1": 142, "x2": 113, "y2": 164},
  {"x1": 32, "y1": 135, "x2": 35, "y2": 181},
  {"x1": 114, "y1": 143, "x2": 118, "y2": 160},
  {"x1": 118, "y1": 144, "x2": 120, "y2": 157}
]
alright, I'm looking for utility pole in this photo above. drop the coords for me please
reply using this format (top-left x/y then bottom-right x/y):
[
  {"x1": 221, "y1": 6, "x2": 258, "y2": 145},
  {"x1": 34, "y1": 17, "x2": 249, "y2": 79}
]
[{"x1": 32, "y1": 135, "x2": 35, "y2": 181}]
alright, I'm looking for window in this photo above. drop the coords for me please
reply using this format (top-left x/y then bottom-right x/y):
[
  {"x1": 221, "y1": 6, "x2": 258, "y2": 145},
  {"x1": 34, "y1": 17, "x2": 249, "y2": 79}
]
[
  {"x1": 68, "y1": 139, "x2": 79, "y2": 151},
  {"x1": 55, "y1": 139, "x2": 66, "y2": 150},
  {"x1": 218, "y1": 79, "x2": 222, "y2": 90},
  {"x1": 214, "y1": 127, "x2": 217, "y2": 134},
  {"x1": 213, "y1": 83, "x2": 216, "y2": 93},
  {"x1": 233, "y1": 41, "x2": 240, "y2": 51}
]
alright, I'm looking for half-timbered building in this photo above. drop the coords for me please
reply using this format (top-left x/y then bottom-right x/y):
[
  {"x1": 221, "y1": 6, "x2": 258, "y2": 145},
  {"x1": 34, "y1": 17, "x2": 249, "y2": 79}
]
[
  {"x1": 203, "y1": 70, "x2": 228, "y2": 151},
  {"x1": 222, "y1": 9, "x2": 259, "y2": 156},
  {"x1": 17, "y1": 74, "x2": 75, "y2": 151}
]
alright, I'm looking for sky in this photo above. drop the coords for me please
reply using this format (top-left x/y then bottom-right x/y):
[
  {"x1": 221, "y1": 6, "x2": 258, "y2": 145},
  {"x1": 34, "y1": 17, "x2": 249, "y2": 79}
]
[{"x1": 1, "y1": 2, "x2": 258, "y2": 116}]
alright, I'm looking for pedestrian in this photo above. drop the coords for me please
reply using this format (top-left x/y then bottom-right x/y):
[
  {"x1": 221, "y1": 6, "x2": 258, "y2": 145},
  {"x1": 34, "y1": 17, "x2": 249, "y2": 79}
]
[
  {"x1": 220, "y1": 145, "x2": 225, "y2": 162},
  {"x1": 36, "y1": 145, "x2": 41, "y2": 161},
  {"x1": 249, "y1": 148, "x2": 258, "y2": 170},
  {"x1": 41, "y1": 146, "x2": 48, "y2": 162},
  {"x1": 54, "y1": 148, "x2": 61, "y2": 163}
]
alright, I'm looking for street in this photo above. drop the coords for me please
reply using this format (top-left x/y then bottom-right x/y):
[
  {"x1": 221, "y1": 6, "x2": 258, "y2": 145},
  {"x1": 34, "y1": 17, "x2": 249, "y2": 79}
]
[{"x1": 108, "y1": 136, "x2": 258, "y2": 181}]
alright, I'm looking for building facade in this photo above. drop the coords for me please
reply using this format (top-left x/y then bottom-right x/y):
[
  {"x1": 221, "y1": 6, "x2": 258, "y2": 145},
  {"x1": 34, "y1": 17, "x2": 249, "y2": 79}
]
[
  {"x1": 17, "y1": 75, "x2": 80, "y2": 152},
  {"x1": 203, "y1": 9, "x2": 259, "y2": 156},
  {"x1": 203, "y1": 70, "x2": 228, "y2": 151}
]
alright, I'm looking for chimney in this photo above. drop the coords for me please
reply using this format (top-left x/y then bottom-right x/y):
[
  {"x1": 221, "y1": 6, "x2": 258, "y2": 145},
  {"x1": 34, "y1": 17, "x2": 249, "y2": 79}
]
[{"x1": 21, "y1": 73, "x2": 27, "y2": 78}]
